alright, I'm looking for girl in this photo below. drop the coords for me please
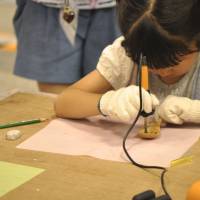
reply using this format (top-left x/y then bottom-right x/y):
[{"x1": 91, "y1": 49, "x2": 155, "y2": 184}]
[{"x1": 55, "y1": 0, "x2": 200, "y2": 125}]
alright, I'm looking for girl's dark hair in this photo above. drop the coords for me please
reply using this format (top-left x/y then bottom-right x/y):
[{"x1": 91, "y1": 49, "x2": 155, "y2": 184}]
[{"x1": 117, "y1": 0, "x2": 200, "y2": 68}]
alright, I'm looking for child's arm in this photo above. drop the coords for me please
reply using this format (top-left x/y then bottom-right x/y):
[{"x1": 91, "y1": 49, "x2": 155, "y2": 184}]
[
  {"x1": 55, "y1": 36, "x2": 123, "y2": 119},
  {"x1": 54, "y1": 69, "x2": 112, "y2": 119}
]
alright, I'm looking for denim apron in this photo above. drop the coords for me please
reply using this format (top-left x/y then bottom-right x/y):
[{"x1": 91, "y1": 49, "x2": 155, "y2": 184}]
[{"x1": 13, "y1": 0, "x2": 120, "y2": 83}]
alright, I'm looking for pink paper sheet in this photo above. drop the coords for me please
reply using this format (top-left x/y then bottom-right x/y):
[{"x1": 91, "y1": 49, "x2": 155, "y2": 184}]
[{"x1": 17, "y1": 117, "x2": 200, "y2": 167}]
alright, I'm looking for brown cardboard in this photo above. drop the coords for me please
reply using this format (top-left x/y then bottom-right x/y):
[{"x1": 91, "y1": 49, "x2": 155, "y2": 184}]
[{"x1": 0, "y1": 93, "x2": 200, "y2": 200}]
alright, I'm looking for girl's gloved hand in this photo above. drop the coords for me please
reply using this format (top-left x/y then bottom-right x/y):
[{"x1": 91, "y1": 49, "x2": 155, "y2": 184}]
[
  {"x1": 156, "y1": 95, "x2": 200, "y2": 124},
  {"x1": 98, "y1": 85, "x2": 159, "y2": 123}
]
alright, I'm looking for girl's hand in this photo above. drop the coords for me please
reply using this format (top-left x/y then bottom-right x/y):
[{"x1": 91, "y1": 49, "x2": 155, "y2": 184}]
[
  {"x1": 99, "y1": 85, "x2": 159, "y2": 123},
  {"x1": 156, "y1": 95, "x2": 200, "y2": 124}
]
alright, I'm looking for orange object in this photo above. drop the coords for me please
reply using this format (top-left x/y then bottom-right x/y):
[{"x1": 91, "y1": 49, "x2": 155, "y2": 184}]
[
  {"x1": 0, "y1": 32, "x2": 17, "y2": 52},
  {"x1": 186, "y1": 180, "x2": 200, "y2": 200},
  {"x1": 141, "y1": 65, "x2": 149, "y2": 90},
  {"x1": 0, "y1": 43, "x2": 17, "y2": 52},
  {"x1": 141, "y1": 64, "x2": 149, "y2": 133}
]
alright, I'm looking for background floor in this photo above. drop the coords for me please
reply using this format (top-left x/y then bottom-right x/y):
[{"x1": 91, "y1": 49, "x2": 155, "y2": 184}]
[{"x1": 0, "y1": 0, "x2": 38, "y2": 99}]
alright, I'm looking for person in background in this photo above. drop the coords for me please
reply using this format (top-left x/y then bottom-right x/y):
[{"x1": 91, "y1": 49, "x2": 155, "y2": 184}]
[
  {"x1": 13, "y1": 0, "x2": 120, "y2": 94},
  {"x1": 54, "y1": 0, "x2": 200, "y2": 125}
]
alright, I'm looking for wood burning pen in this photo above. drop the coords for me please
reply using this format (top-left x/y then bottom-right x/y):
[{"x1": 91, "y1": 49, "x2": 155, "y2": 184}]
[{"x1": 140, "y1": 56, "x2": 155, "y2": 133}]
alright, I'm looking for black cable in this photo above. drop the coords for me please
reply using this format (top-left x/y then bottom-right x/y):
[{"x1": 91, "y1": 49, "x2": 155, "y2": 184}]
[{"x1": 122, "y1": 54, "x2": 171, "y2": 199}]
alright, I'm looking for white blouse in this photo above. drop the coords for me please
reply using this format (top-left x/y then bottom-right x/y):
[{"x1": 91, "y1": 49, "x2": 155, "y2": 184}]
[{"x1": 96, "y1": 37, "x2": 200, "y2": 101}]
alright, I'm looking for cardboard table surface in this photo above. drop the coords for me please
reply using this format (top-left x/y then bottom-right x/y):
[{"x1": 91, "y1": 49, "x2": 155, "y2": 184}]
[{"x1": 0, "y1": 92, "x2": 200, "y2": 200}]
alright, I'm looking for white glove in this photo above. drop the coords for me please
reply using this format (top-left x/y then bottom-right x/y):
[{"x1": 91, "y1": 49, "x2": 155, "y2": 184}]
[
  {"x1": 99, "y1": 85, "x2": 159, "y2": 123},
  {"x1": 156, "y1": 95, "x2": 200, "y2": 124}
]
